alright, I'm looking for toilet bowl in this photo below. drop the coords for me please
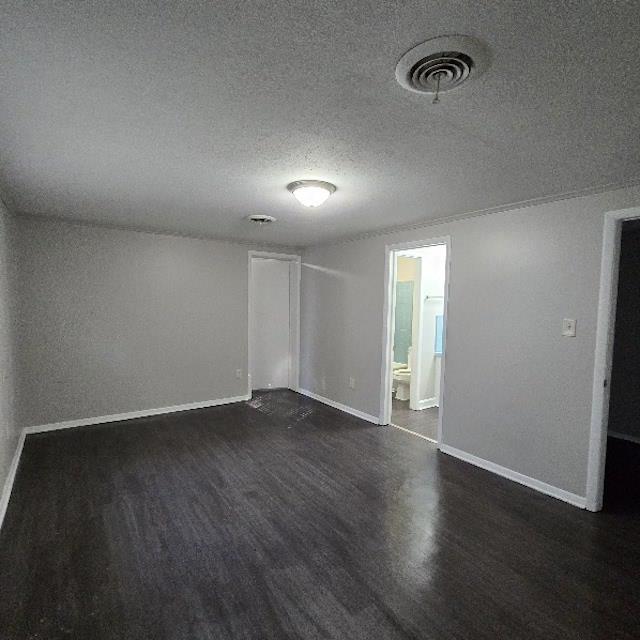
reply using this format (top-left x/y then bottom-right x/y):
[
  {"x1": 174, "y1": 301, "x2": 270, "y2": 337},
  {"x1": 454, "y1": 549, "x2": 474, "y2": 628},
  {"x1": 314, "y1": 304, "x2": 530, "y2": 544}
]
[
  {"x1": 393, "y1": 346, "x2": 412, "y2": 401},
  {"x1": 393, "y1": 368, "x2": 411, "y2": 401}
]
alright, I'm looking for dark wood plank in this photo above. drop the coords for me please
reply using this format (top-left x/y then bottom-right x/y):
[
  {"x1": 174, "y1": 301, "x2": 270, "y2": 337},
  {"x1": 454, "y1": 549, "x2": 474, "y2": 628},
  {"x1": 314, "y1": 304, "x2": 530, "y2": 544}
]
[
  {"x1": 391, "y1": 398, "x2": 438, "y2": 439},
  {"x1": 0, "y1": 390, "x2": 639, "y2": 639}
]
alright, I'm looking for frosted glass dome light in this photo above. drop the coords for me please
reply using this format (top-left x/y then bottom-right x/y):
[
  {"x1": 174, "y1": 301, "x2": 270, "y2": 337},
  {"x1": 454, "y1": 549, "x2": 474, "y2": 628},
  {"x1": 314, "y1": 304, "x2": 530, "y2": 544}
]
[{"x1": 287, "y1": 180, "x2": 336, "y2": 207}]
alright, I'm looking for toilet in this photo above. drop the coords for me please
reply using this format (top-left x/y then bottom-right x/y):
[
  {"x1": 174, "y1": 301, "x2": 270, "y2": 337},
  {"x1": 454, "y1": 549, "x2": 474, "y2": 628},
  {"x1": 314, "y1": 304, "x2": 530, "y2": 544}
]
[
  {"x1": 393, "y1": 368, "x2": 411, "y2": 400},
  {"x1": 393, "y1": 347, "x2": 412, "y2": 401}
]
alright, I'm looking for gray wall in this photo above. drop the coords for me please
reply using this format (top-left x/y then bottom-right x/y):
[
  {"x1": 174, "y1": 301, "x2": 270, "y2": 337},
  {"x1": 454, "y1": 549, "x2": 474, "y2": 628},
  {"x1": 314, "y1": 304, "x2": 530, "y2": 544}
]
[
  {"x1": 17, "y1": 217, "x2": 292, "y2": 427},
  {"x1": 608, "y1": 221, "x2": 640, "y2": 441},
  {"x1": 0, "y1": 200, "x2": 18, "y2": 495},
  {"x1": 300, "y1": 186, "x2": 640, "y2": 497}
]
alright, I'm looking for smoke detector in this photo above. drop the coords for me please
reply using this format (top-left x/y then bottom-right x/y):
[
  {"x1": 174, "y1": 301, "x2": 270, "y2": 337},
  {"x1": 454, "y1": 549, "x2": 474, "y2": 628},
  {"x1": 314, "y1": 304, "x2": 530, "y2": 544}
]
[
  {"x1": 395, "y1": 35, "x2": 490, "y2": 102},
  {"x1": 248, "y1": 214, "x2": 276, "y2": 225}
]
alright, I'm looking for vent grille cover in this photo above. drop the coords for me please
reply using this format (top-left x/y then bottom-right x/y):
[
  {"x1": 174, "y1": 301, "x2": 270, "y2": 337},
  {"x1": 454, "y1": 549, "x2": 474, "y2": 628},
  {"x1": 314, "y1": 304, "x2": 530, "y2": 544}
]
[
  {"x1": 396, "y1": 35, "x2": 490, "y2": 96},
  {"x1": 248, "y1": 214, "x2": 276, "y2": 225},
  {"x1": 408, "y1": 51, "x2": 473, "y2": 93}
]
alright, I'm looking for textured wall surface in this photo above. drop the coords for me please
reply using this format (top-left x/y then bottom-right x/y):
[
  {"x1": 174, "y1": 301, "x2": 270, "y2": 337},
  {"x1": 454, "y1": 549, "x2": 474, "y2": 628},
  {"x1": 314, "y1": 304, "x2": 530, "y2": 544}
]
[
  {"x1": 301, "y1": 186, "x2": 640, "y2": 497},
  {"x1": 0, "y1": 201, "x2": 17, "y2": 497},
  {"x1": 16, "y1": 217, "x2": 293, "y2": 427},
  {"x1": 1, "y1": 2, "x2": 639, "y2": 245}
]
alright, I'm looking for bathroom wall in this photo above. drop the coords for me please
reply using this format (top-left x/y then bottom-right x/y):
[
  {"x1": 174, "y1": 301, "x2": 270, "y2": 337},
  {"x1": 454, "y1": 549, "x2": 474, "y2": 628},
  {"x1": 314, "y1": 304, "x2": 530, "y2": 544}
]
[
  {"x1": 396, "y1": 256, "x2": 419, "y2": 283},
  {"x1": 396, "y1": 247, "x2": 446, "y2": 407},
  {"x1": 418, "y1": 245, "x2": 446, "y2": 406},
  {"x1": 395, "y1": 256, "x2": 420, "y2": 367}
]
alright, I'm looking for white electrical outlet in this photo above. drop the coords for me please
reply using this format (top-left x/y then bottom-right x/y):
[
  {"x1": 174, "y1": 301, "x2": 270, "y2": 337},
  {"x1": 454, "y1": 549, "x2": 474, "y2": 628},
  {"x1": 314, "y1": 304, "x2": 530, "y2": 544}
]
[
  {"x1": 562, "y1": 318, "x2": 577, "y2": 337},
  {"x1": 349, "y1": 377, "x2": 356, "y2": 390},
  {"x1": 235, "y1": 369, "x2": 243, "y2": 379}
]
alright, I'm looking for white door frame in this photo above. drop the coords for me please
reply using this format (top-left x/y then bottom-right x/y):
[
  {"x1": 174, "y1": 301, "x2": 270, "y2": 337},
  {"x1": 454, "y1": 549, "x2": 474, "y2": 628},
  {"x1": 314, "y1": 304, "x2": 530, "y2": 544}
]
[
  {"x1": 380, "y1": 236, "x2": 452, "y2": 446},
  {"x1": 586, "y1": 206, "x2": 640, "y2": 512},
  {"x1": 248, "y1": 251, "x2": 301, "y2": 396},
  {"x1": 409, "y1": 256, "x2": 423, "y2": 411}
]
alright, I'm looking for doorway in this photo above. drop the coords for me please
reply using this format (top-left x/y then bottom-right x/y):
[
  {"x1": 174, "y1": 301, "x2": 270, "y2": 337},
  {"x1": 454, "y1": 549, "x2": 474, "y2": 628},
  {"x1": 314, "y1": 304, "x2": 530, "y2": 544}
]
[
  {"x1": 587, "y1": 206, "x2": 640, "y2": 512},
  {"x1": 381, "y1": 238, "x2": 450, "y2": 444},
  {"x1": 599, "y1": 219, "x2": 640, "y2": 513},
  {"x1": 248, "y1": 251, "x2": 300, "y2": 394}
]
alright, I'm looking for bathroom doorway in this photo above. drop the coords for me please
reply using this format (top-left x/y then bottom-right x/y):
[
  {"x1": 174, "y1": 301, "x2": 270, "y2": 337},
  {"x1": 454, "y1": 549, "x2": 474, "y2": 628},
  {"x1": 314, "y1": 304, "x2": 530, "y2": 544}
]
[{"x1": 381, "y1": 239, "x2": 450, "y2": 443}]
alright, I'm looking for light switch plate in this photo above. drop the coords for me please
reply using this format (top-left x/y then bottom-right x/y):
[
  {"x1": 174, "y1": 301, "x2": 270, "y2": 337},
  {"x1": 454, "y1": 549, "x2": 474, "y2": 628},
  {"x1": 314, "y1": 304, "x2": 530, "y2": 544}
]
[{"x1": 562, "y1": 318, "x2": 577, "y2": 337}]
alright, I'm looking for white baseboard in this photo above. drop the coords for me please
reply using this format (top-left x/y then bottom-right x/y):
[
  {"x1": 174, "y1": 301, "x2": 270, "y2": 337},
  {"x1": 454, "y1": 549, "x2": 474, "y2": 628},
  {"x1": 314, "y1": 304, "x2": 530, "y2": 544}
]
[
  {"x1": 439, "y1": 444, "x2": 587, "y2": 509},
  {"x1": 297, "y1": 388, "x2": 380, "y2": 424},
  {"x1": 24, "y1": 394, "x2": 251, "y2": 434},
  {"x1": 2, "y1": 394, "x2": 251, "y2": 531},
  {"x1": 0, "y1": 429, "x2": 26, "y2": 531},
  {"x1": 609, "y1": 430, "x2": 640, "y2": 446},
  {"x1": 416, "y1": 397, "x2": 439, "y2": 410}
]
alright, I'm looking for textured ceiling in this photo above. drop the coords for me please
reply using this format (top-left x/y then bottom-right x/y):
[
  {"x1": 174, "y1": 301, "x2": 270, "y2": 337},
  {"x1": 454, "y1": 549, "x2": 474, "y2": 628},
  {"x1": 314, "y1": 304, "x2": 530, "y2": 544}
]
[{"x1": 1, "y1": 1, "x2": 639, "y2": 246}]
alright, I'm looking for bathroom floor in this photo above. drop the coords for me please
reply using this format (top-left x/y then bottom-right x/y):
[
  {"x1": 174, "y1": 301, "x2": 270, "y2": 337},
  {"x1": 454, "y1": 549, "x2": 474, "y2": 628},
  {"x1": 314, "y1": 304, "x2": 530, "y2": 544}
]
[{"x1": 391, "y1": 398, "x2": 438, "y2": 441}]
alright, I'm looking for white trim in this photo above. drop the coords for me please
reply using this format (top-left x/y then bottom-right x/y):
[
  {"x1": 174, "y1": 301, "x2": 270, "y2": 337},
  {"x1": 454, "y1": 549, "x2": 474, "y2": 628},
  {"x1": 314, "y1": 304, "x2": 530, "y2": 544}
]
[
  {"x1": 0, "y1": 430, "x2": 26, "y2": 531},
  {"x1": 311, "y1": 178, "x2": 640, "y2": 249},
  {"x1": 288, "y1": 258, "x2": 301, "y2": 392},
  {"x1": 437, "y1": 244, "x2": 451, "y2": 446},
  {"x1": 416, "y1": 397, "x2": 439, "y2": 410},
  {"x1": 18, "y1": 212, "x2": 299, "y2": 252},
  {"x1": 1, "y1": 394, "x2": 251, "y2": 530},
  {"x1": 409, "y1": 256, "x2": 423, "y2": 410},
  {"x1": 248, "y1": 251, "x2": 301, "y2": 396},
  {"x1": 586, "y1": 206, "x2": 640, "y2": 512},
  {"x1": 247, "y1": 250, "x2": 301, "y2": 262},
  {"x1": 379, "y1": 245, "x2": 395, "y2": 423},
  {"x1": 608, "y1": 431, "x2": 640, "y2": 446},
  {"x1": 380, "y1": 236, "x2": 451, "y2": 450},
  {"x1": 24, "y1": 395, "x2": 250, "y2": 434},
  {"x1": 440, "y1": 444, "x2": 587, "y2": 509},
  {"x1": 297, "y1": 388, "x2": 380, "y2": 424},
  {"x1": 389, "y1": 422, "x2": 437, "y2": 444}
]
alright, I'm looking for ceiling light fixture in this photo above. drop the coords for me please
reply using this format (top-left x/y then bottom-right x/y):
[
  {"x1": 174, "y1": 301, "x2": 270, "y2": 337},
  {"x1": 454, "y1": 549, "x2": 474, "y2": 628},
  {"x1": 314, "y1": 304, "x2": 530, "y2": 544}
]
[{"x1": 287, "y1": 180, "x2": 336, "y2": 208}]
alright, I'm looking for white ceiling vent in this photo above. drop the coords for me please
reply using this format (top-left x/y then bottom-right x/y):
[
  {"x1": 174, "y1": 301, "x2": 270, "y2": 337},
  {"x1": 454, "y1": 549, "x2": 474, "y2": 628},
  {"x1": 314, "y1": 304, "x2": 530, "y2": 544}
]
[
  {"x1": 395, "y1": 35, "x2": 490, "y2": 101},
  {"x1": 248, "y1": 214, "x2": 276, "y2": 225}
]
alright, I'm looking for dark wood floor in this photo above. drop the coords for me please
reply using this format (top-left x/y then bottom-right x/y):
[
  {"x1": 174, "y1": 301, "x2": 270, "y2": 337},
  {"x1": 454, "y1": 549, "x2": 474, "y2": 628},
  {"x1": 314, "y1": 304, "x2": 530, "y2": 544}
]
[
  {"x1": 391, "y1": 397, "x2": 438, "y2": 440},
  {"x1": 1, "y1": 390, "x2": 639, "y2": 639},
  {"x1": 603, "y1": 435, "x2": 640, "y2": 510}
]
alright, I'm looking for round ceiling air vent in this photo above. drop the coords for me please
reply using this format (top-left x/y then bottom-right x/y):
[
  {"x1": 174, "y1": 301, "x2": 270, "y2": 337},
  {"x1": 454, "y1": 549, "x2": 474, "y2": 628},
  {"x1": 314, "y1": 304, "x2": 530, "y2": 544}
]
[
  {"x1": 248, "y1": 214, "x2": 276, "y2": 225},
  {"x1": 395, "y1": 35, "x2": 490, "y2": 98}
]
